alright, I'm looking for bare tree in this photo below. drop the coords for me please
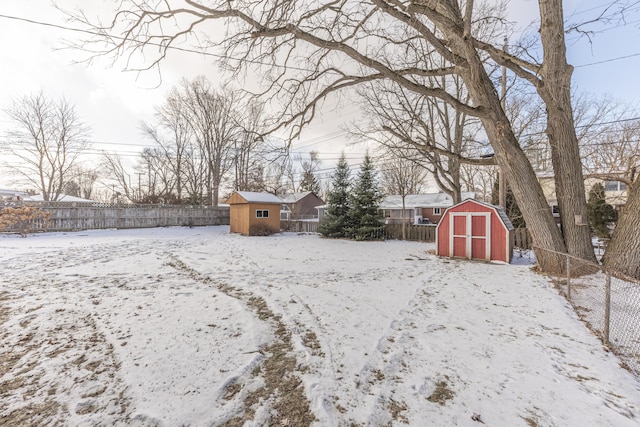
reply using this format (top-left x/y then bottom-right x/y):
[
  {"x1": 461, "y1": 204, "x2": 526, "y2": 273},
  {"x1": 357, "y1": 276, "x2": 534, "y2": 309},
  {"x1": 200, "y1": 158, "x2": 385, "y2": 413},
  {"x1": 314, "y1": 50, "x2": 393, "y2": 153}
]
[
  {"x1": 63, "y1": 165, "x2": 99, "y2": 200},
  {"x1": 233, "y1": 101, "x2": 269, "y2": 191},
  {"x1": 3, "y1": 91, "x2": 91, "y2": 201},
  {"x1": 356, "y1": 77, "x2": 487, "y2": 204},
  {"x1": 179, "y1": 77, "x2": 239, "y2": 206},
  {"x1": 379, "y1": 150, "x2": 429, "y2": 239},
  {"x1": 66, "y1": 0, "x2": 640, "y2": 271},
  {"x1": 100, "y1": 153, "x2": 136, "y2": 203},
  {"x1": 142, "y1": 86, "x2": 195, "y2": 203}
]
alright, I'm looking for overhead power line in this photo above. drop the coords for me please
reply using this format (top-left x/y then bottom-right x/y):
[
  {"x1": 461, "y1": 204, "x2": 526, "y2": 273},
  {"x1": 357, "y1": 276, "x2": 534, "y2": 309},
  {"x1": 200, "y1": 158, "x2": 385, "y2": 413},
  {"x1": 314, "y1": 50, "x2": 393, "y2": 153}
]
[{"x1": 2, "y1": 12, "x2": 640, "y2": 73}]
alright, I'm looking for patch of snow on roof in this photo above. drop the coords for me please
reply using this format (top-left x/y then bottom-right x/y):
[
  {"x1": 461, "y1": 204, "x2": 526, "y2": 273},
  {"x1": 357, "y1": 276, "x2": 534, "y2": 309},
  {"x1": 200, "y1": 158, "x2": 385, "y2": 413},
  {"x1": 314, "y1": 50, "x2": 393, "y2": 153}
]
[
  {"x1": 236, "y1": 191, "x2": 283, "y2": 204},
  {"x1": 379, "y1": 192, "x2": 475, "y2": 209},
  {"x1": 24, "y1": 194, "x2": 96, "y2": 203}
]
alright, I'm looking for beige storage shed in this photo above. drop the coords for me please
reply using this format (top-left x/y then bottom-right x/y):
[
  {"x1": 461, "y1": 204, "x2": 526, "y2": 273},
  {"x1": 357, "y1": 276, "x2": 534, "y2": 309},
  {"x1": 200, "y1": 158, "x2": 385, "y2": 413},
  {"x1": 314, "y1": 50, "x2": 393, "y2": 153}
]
[{"x1": 226, "y1": 191, "x2": 282, "y2": 236}]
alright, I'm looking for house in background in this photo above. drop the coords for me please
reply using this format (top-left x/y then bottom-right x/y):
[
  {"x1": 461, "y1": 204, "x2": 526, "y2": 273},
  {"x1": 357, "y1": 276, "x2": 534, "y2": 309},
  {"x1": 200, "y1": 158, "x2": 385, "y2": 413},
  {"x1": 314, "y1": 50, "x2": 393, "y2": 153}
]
[
  {"x1": 280, "y1": 191, "x2": 324, "y2": 221},
  {"x1": 0, "y1": 189, "x2": 28, "y2": 201},
  {"x1": 23, "y1": 194, "x2": 96, "y2": 203},
  {"x1": 379, "y1": 192, "x2": 475, "y2": 225},
  {"x1": 226, "y1": 191, "x2": 282, "y2": 235},
  {"x1": 538, "y1": 172, "x2": 629, "y2": 220}
]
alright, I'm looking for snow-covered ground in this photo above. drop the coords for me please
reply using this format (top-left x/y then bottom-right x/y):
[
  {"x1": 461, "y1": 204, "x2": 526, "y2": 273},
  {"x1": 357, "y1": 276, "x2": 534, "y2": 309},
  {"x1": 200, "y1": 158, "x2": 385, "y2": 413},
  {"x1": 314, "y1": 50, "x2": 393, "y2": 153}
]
[{"x1": 1, "y1": 226, "x2": 639, "y2": 426}]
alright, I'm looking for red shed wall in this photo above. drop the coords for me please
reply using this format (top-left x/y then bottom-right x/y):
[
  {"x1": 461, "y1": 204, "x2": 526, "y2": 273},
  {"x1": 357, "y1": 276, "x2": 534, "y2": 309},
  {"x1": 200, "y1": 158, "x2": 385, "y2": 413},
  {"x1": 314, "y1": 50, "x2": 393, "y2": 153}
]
[{"x1": 436, "y1": 200, "x2": 511, "y2": 263}]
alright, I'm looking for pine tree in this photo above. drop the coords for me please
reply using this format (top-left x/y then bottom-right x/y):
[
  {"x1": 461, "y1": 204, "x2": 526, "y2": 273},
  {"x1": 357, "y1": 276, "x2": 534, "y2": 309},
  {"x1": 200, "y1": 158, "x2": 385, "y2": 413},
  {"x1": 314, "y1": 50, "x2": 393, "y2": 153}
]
[
  {"x1": 346, "y1": 153, "x2": 384, "y2": 240},
  {"x1": 587, "y1": 182, "x2": 617, "y2": 239},
  {"x1": 319, "y1": 153, "x2": 351, "y2": 238},
  {"x1": 299, "y1": 169, "x2": 321, "y2": 194}
]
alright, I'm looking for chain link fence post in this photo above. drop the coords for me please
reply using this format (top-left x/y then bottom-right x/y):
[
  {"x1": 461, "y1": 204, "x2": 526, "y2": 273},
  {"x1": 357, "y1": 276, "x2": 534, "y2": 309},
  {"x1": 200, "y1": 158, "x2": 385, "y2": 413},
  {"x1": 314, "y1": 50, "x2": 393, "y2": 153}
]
[
  {"x1": 604, "y1": 272, "x2": 611, "y2": 345},
  {"x1": 566, "y1": 256, "x2": 571, "y2": 301}
]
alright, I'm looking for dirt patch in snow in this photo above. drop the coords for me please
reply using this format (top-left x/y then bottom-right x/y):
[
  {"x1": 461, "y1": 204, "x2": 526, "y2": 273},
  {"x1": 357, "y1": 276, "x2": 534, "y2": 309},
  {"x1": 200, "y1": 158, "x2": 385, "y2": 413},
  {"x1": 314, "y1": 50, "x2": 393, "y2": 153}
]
[
  {"x1": 0, "y1": 294, "x2": 131, "y2": 425},
  {"x1": 427, "y1": 377, "x2": 455, "y2": 406},
  {"x1": 169, "y1": 256, "x2": 316, "y2": 426}
]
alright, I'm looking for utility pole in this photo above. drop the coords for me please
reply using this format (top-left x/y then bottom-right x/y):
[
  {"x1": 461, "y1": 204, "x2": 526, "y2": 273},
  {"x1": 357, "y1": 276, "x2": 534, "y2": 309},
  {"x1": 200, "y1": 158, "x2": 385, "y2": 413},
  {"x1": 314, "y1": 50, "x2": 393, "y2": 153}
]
[{"x1": 135, "y1": 172, "x2": 143, "y2": 203}]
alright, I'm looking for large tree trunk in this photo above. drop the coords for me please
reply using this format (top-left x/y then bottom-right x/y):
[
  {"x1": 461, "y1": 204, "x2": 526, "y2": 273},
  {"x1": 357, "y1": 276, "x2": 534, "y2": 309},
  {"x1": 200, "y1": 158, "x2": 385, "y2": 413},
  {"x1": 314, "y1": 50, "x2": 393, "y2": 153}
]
[
  {"x1": 537, "y1": 0, "x2": 596, "y2": 263},
  {"x1": 603, "y1": 182, "x2": 640, "y2": 279},
  {"x1": 454, "y1": 41, "x2": 568, "y2": 273},
  {"x1": 483, "y1": 118, "x2": 567, "y2": 274}
]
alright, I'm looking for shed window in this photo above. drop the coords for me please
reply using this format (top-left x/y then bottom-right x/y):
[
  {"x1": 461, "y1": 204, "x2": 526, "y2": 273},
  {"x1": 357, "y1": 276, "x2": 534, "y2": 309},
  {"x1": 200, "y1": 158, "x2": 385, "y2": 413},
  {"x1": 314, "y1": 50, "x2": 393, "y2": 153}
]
[
  {"x1": 256, "y1": 209, "x2": 269, "y2": 218},
  {"x1": 433, "y1": 207, "x2": 441, "y2": 215}
]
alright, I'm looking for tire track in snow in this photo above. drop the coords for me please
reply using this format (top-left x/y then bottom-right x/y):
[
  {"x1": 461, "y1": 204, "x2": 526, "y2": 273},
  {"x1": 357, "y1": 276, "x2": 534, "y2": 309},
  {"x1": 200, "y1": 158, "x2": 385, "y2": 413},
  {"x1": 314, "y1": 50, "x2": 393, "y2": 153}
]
[{"x1": 166, "y1": 255, "x2": 317, "y2": 426}]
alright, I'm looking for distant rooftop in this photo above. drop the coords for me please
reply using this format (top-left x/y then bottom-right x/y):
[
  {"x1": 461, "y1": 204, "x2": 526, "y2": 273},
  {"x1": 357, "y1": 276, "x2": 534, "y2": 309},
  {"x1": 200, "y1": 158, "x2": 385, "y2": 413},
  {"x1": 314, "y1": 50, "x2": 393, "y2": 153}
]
[
  {"x1": 280, "y1": 191, "x2": 315, "y2": 203},
  {"x1": 23, "y1": 194, "x2": 96, "y2": 203},
  {"x1": 379, "y1": 192, "x2": 475, "y2": 209}
]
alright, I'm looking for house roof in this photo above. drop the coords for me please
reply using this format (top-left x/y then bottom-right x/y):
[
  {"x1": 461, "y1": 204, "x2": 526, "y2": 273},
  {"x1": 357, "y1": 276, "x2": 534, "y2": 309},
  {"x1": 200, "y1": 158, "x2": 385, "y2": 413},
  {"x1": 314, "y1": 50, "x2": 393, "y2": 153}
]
[
  {"x1": 280, "y1": 191, "x2": 314, "y2": 203},
  {"x1": 379, "y1": 192, "x2": 475, "y2": 209},
  {"x1": 232, "y1": 191, "x2": 283, "y2": 204},
  {"x1": 24, "y1": 194, "x2": 96, "y2": 203},
  {"x1": 0, "y1": 189, "x2": 28, "y2": 197}
]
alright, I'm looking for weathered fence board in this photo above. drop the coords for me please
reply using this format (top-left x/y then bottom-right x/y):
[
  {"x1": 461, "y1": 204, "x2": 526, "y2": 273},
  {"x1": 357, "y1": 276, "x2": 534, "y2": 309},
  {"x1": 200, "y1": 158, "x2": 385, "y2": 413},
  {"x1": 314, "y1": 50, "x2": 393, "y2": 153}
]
[
  {"x1": 513, "y1": 228, "x2": 532, "y2": 250},
  {"x1": 1, "y1": 201, "x2": 230, "y2": 232},
  {"x1": 383, "y1": 224, "x2": 436, "y2": 242},
  {"x1": 281, "y1": 221, "x2": 319, "y2": 233}
]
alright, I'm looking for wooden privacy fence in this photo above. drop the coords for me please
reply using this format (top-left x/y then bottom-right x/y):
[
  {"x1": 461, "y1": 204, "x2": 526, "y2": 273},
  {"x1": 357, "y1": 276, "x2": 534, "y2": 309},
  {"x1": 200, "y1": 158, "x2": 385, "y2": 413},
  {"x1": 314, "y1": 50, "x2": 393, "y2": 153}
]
[
  {"x1": 281, "y1": 220, "x2": 319, "y2": 233},
  {"x1": 513, "y1": 228, "x2": 532, "y2": 250},
  {"x1": 383, "y1": 224, "x2": 436, "y2": 242},
  {"x1": 1, "y1": 201, "x2": 230, "y2": 232},
  {"x1": 280, "y1": 220, "x2": 532, "y2": 249}
]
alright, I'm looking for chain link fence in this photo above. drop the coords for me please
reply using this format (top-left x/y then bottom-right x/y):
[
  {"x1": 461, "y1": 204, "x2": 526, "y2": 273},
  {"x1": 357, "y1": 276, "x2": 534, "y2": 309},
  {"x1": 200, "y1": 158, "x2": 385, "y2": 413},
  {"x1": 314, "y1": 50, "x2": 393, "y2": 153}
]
[{"x1": 535, "y1": 245, "x2": 640, "y2": 377}]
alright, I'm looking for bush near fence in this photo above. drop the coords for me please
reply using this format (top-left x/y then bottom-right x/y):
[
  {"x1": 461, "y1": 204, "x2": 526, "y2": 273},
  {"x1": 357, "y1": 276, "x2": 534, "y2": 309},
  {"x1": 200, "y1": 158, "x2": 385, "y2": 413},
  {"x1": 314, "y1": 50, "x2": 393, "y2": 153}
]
[
  {"x1": 535, "y1": 245, "x2": 640, "y2": 378},
  {"x1": 0, "y1": 201, "x2": 230, "y2": 232}
]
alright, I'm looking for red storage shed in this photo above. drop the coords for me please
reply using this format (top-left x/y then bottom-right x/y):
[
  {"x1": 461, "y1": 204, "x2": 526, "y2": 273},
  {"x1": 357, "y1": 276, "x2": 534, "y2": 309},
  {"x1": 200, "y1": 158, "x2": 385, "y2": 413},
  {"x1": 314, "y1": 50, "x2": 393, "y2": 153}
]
[{"x1": 436, "y1": 199, "x2": 514, "y2": 263}]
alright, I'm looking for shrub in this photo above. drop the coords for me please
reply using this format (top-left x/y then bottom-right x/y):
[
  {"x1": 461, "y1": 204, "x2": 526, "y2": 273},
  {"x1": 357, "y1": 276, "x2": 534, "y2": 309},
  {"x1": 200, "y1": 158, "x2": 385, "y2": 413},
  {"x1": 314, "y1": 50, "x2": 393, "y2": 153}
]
[
  {"x1": 249, "y1": 222, "x2": 278, "y2": 236},
  {"x1": 0, "y1": 206, "x2": 51, "y2": 237}
]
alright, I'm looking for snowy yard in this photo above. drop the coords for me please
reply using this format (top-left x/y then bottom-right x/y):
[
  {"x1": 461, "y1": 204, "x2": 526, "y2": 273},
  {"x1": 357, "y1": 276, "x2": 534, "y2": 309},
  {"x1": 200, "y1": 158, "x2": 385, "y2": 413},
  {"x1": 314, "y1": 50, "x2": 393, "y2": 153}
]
[{"x1": 1, "y1": 226, "x2": 639, "y2": 426}]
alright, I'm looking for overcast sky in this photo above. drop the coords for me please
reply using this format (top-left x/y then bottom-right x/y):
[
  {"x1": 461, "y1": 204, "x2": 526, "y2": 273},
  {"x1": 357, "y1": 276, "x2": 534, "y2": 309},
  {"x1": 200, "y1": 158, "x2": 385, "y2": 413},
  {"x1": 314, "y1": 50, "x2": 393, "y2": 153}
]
[{"x1": 1, "y1": 0, "x2": 639, "y2": 190}]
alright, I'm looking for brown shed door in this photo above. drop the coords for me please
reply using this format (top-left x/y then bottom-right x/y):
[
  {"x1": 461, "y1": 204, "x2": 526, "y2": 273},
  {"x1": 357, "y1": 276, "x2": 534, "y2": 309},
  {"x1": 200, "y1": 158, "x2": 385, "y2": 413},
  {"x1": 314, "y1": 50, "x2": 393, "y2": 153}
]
[{"x1": 450, "y1": 212, "x2": 491, "y2": 260}]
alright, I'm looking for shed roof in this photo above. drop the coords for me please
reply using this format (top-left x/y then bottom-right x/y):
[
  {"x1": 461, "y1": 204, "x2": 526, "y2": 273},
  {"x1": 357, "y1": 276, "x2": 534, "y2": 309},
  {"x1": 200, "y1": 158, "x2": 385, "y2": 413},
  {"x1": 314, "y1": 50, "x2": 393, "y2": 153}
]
[
  {"x1": 379, "y1": 192, "x2": 475, "y2": 209},
  {"x1": 230, "y1": 191, "x2": 283, "y2": 204},
  {"x1": 444, "y1": 198, "x2": 515, "y2": 231}
]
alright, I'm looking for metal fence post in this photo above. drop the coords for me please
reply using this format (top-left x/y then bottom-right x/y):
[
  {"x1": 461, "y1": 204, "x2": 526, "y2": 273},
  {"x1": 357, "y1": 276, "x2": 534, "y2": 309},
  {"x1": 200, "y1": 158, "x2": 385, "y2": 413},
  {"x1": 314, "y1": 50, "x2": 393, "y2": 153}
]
[
  {"x1": 566, "y1": 256, "x2": 571, "y2": 301},
  {"x1": 604, "y1": 273, "x2": 611, "y2": 344}
]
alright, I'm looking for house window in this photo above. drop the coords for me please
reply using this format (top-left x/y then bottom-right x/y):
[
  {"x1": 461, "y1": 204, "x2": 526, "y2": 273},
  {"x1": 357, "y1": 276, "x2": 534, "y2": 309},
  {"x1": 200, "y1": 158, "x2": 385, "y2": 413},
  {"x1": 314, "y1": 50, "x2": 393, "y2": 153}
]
[
  {"x1": 604, "y1": 181, "x2": 626, "y2": 192},
  {"x1": 433, "y1": 208, "x2": 441, "y2": 215},
  {"x1": 256, "y1": 209, "x2": 269, "y2": 218},
  {"x1": 551, "y1": 205, "x2": 560, "y2": 217}
]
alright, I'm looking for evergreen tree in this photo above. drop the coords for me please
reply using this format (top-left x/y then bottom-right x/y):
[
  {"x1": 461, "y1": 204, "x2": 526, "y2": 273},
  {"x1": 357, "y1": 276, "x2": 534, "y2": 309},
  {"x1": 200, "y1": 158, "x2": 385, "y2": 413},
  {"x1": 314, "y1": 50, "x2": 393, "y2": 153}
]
[
  {"x1": 319, "y1": 153, "x2": 351, "y2": 238},
  {"x1": 299, "y1": 169, "x2": 321, "y2": 194},
  {"x1": 587, "y1": 182, "x2": 617, "y2": 239},
  {"x1": 346, "y1": 153, "x2": 384, "y2": 240}
]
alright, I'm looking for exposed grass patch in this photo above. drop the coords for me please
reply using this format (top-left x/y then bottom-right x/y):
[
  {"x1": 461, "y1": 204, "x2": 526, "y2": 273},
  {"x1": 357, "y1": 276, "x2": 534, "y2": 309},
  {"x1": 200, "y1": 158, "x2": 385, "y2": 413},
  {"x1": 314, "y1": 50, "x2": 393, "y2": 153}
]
[
  {"x1": 388, "y1": 398, "x2": 409, "y2": 424},
  {"x1": 427, "y1": 378, "x2": 455, "y2": 406}
]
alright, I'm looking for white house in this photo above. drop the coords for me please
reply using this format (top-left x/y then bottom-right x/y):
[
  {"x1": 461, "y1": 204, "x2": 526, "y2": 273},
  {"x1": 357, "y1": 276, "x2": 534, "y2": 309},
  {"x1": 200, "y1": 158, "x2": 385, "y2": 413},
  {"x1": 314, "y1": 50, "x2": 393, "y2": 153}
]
[{"x1": 379, "y1": 192, "x2": 475, "y2": 225}]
